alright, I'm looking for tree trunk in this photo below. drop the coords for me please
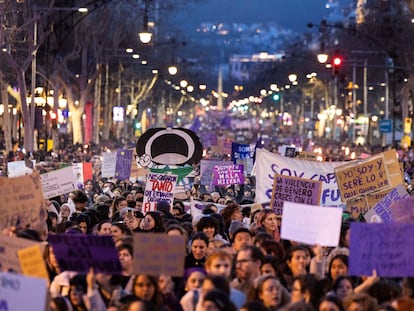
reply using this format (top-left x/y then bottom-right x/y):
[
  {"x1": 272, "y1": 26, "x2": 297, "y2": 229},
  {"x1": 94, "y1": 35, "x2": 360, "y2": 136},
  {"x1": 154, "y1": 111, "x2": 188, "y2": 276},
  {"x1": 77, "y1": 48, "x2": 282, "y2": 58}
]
[
  {"x1": 1, "y1": 82, "x2": 12, "y2": 153},
  {"x1": 16, "y1": 70, "x2": 34, "y2": 152},
  {"x1": 71, "y1": 107, "x2": 83, "y2": 144}
]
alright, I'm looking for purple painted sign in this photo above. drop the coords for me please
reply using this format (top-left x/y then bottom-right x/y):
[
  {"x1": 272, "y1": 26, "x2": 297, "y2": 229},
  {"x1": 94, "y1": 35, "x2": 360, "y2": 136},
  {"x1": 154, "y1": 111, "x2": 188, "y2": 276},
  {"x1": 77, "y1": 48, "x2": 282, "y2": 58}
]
[
  {"x1": 48, "y1": 234, "x2": 122, "y2": 274},
  {"x1": 115, "y1": 149, "x2": 133, "y2": 180},
  {"x1": 271, "y1": 175, "x2": 323, "y2": 215},
  {"x1": 349, "y1": 222, "x2": 414, "y2": 277},
  {"x1": 213, "y1": 164, "x2": 244, "y2": 186}
]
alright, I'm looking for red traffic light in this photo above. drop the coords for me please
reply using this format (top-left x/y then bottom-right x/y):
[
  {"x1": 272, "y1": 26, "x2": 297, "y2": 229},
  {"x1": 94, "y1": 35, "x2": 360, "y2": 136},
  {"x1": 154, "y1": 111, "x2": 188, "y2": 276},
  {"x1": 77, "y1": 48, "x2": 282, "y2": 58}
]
[
  {"x1": 49, "y1": 111, "x2": 57, "y2": 120},
  {"x1": 332, "y1": 56, "x2": 342, "y2": 67}
]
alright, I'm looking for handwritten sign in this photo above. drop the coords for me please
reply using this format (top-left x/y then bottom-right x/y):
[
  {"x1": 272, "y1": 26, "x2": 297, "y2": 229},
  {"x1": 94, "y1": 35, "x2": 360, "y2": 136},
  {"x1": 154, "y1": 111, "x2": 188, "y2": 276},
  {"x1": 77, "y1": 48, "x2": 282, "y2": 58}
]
[
  {"x1": 335, "y1": 155, "x2": 390, "y2": 202},
  {"x1": 102, "y1": 151, "x2": 117, "y2": 178},
  {"x1": 280, "y1": 201, "x2": 343, "y2": 247},
  {"x1": 200, "y1": 160, "x2": 230, "y2": 186},
  {"x1": 0, "y1": 235, "x2": 40, "y2": 273},
  {"x1": 231, "y1": 143, "x2": 254, "y2": 175},
  {"x1": 40, "y1": 167, "x2": 77, "y2": 199},
  {"x1": 143, "y1": 173, "x2": 178, "y2": 213},
  {"x1": 48, "y1": 234, "x2": 122, "y2": 274},
  {"x1": 347, "y1": 189, "x2": 389, "y2": 219},
  {"x1": 0, "y1": 272, "x2": 48, "y2": 311},
  {"x1": 349, "y1": 222, "x2": 414, "y2": 277},
  {"x1": 213, "y1": 164, "x2": 244, "y2": 186},
  {"x1": 133, "y1": 233, "x2": 186, "y2": 276},
  {"x1": 0, "y1": 173, "x2": 44, "y2": 231},
  {"x1": 115, "y1": 149, "x2": 133, "y2": 180},
  {"x1": 270, "y1": 175, "x2": 322, "y2": 215},
  {"x1": 17, "y1": 244, "x2": 49, "y2": 281},
  {"x1": 364, "y1": 185, "x2": 410, "y2": 223}
]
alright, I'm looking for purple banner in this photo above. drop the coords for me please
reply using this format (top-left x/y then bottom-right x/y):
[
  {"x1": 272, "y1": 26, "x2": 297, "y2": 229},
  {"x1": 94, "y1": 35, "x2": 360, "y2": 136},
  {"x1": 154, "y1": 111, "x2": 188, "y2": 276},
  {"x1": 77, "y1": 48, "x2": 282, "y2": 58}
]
[
  {"x1": 115, "y1": 149, "x2": 133, "y2": 180},
  {"x1": 213, "y1": 164, "x2": 244, "y2": 186},
  {"x1": 349, "y1": 222, "x2": 414, "y2": 277},
  {"x1": 48, "y1": 234, "x2": 122, "y2": 274},
  {"x1": 271, "y1": 175, "x2": 322, "y2": 215},
  {"x1": 200, "y1": 160, "x2": 230, "y2": 186}
]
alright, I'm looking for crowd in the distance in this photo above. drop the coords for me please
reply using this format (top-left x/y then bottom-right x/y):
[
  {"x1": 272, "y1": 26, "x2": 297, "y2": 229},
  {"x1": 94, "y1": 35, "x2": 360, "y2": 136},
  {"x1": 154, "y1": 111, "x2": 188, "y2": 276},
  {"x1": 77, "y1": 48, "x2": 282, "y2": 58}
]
[{"x1": 3, "y1": 169, "x2": 414, "y2": 311}]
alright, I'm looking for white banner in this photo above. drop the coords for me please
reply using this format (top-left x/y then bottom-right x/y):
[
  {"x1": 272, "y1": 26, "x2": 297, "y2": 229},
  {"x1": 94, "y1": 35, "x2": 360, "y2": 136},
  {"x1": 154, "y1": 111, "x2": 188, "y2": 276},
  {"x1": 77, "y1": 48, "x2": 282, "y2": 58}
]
[
  {"x1": 101, "y1": 151, "x2": 117, "y2": 178},
  {"x1": 7, "y1": 160, "x2": 33, "y2": 177},
  {"x1": 0, "y1": 271, "x2": 48, "y2": 311},
  {"x1": 281, "y1": 201, "x2": 343, "y2": 247},
  {"x1": 40, "y1": 167, "x2": 77, "y2": 199},
  {"x1": 254, "y1": 148, "x2": 346, "y2": 207}
]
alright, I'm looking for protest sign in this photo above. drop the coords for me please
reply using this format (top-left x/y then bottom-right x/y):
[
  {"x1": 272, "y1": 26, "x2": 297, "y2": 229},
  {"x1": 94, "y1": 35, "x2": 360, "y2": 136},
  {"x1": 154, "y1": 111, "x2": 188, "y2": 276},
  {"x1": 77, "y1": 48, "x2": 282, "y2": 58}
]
[
  {"x1": 346, "y1": 189, "x2": 389, "y2": 219},
  {"x1": 270, "y1": 175, "x2": 322, "y2": 215},
  {"x1": 40, "y1": 166, "x2": 77, "y2": 199},
  {"x1": 254, "y1": 148, "x2": 345, "y2": 207},
  {"x1": 200, "y1": 160, "x2": 230, "y2": 186},
  {"x1": 143, "y1": 173, "x2": 178, "y2": 213},
  {"x1": 0, "y1": 271, "x2": 48, "y2": 311},
  {"x1": 0, "y1": 172, "x2": 44, "y2": 231},
  {"x1": 48, "y1": 234, "x2": 122, "y2": 274},
  {"x1": 231, "y1": 142, "x2": 254, "y2": 175},
  {"x1": 213, "y1": 164, "x2": 244, "y2": 186},
  {"x1": 0, "y1": 235, "x2": 40, "y2": 273},
  {"x1": 391, "y1": 196, "x2": 414, "y2": 223},
  {"x1": 102, "y1": 151, "x2": 117, "y2": 178},
  {"x1": 133, "y1": 233, "x2": 186, "y2": 277},
  {"x1": 115, "y1": 149, "x2": 133, "y2": 180},
  {"x1": 335, "y1": 155, "x2": 390, "y2": 202},
  {"x1": 7, "y1": 160, "x2": 33, "y2": 177},
  {"x1": 18, "y1": 244, "x2": 49, "y2": 281},
  {"x1": 280, "y1": 202, "x2": 343, "y2": 247},
  {"x1": 364, "y1": 184, "x2": 409, "y2": 223},
  {"x1": 349, "y1": 222, "x2": 414, "y2": 277}
]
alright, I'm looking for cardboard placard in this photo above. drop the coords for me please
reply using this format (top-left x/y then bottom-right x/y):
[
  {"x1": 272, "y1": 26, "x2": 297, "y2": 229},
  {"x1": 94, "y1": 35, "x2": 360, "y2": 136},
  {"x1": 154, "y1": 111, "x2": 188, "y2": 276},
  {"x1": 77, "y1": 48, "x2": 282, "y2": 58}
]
[
  {"x1": 270, "y1": 174, "x2": 322, "y2": 215},
  {"x1": 48, "y1": 234, "x2": 122, "y2": 274},
  {"x1": 101, "y1": 151, "x2": 117, "y2": 178},
  {"x1": 0, "y1": 173, "x2": 44, "y2": 230},
  {"x1": 349, "y1": 222, "x2": 414, "y2": 277},
  {"x1": 335, "y1": 154, "x2": 390, "y2": 202},
  {"x1": 133, "y1": 233, "x2": 186, "y2": 277},
  {"x1": 143, "y1": 173, "x2": 177, "y2": 213},
  {"x1": 0, "y1": 235, "x2": 40, "y2": 273}
]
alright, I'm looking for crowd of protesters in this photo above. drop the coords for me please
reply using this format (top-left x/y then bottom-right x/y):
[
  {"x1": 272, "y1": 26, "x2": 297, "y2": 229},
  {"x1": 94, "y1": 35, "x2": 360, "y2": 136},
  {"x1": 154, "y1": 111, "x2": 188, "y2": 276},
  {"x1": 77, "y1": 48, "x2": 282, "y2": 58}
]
[{"x1": 2, "y1": 136, "x2": 414, "y2": 311}]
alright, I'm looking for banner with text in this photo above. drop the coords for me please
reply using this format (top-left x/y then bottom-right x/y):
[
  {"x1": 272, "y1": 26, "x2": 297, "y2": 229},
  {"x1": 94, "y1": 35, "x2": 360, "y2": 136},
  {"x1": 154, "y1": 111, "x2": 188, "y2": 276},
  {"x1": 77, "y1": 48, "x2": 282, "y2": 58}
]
[
  {"x1": 40, "y1": 167, "x2": 77, "y2": 199},
  {"x1": 349, "y1": 222, "x2": 414, "y2": 277},
  {"x1": 213, "y1": 164, "x2": 244, "y2": 186},
  {"x1": 335, "y1": 154, "x2": 390, "y2": 202},
  {"x1": 143, "y1": 173, "x2": 178, "y2": 213},
  {"x1": 270, "y1": 175, "x2": 322, "y2": 215},
  {"x1": 254, "y1": 148, "x2": 345, "y2": 207}
]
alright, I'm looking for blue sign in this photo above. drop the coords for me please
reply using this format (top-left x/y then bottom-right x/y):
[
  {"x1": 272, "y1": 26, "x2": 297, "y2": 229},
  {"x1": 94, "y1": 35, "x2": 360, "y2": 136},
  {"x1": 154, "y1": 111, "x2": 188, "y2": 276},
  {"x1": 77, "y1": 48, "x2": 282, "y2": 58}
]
[{"x1": 379, "y1": 119, "x2": 392, "y2": 133}]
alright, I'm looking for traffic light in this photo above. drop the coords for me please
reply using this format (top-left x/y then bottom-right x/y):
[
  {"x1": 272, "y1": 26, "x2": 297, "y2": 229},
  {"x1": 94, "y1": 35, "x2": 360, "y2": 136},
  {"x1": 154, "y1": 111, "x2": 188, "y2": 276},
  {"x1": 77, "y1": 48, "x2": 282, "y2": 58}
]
[
  {"x1": 332, "y1": 56, "x2": 343, "y2": 74},
  {"x1": 49, "y1": 111, "x2": 58, "y2": 129},
  {"x1": 272, "y1": 93, "x2": 281, "y2": 102}
]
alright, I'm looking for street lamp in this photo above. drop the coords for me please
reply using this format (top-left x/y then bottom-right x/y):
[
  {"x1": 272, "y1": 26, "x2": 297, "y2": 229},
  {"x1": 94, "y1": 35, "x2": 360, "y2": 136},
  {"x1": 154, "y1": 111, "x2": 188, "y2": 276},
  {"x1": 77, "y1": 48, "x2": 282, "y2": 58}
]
[{"x1": 138, "y1": 0, "x2": 152, "y2": 44}]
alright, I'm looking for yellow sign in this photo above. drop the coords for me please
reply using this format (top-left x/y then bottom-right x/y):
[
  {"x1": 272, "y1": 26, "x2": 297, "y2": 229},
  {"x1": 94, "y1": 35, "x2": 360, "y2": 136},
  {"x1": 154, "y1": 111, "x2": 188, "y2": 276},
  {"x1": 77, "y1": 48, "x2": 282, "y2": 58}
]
[
  {"x1": 18, "y1": 244, "x2": 49, "y2": 281},
  {"x1": 401, "y1": 135, "x2": 411, "y2": 148},
  {"x1": 404, "y1": 118, "x2": 412, "y2": 134}
]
